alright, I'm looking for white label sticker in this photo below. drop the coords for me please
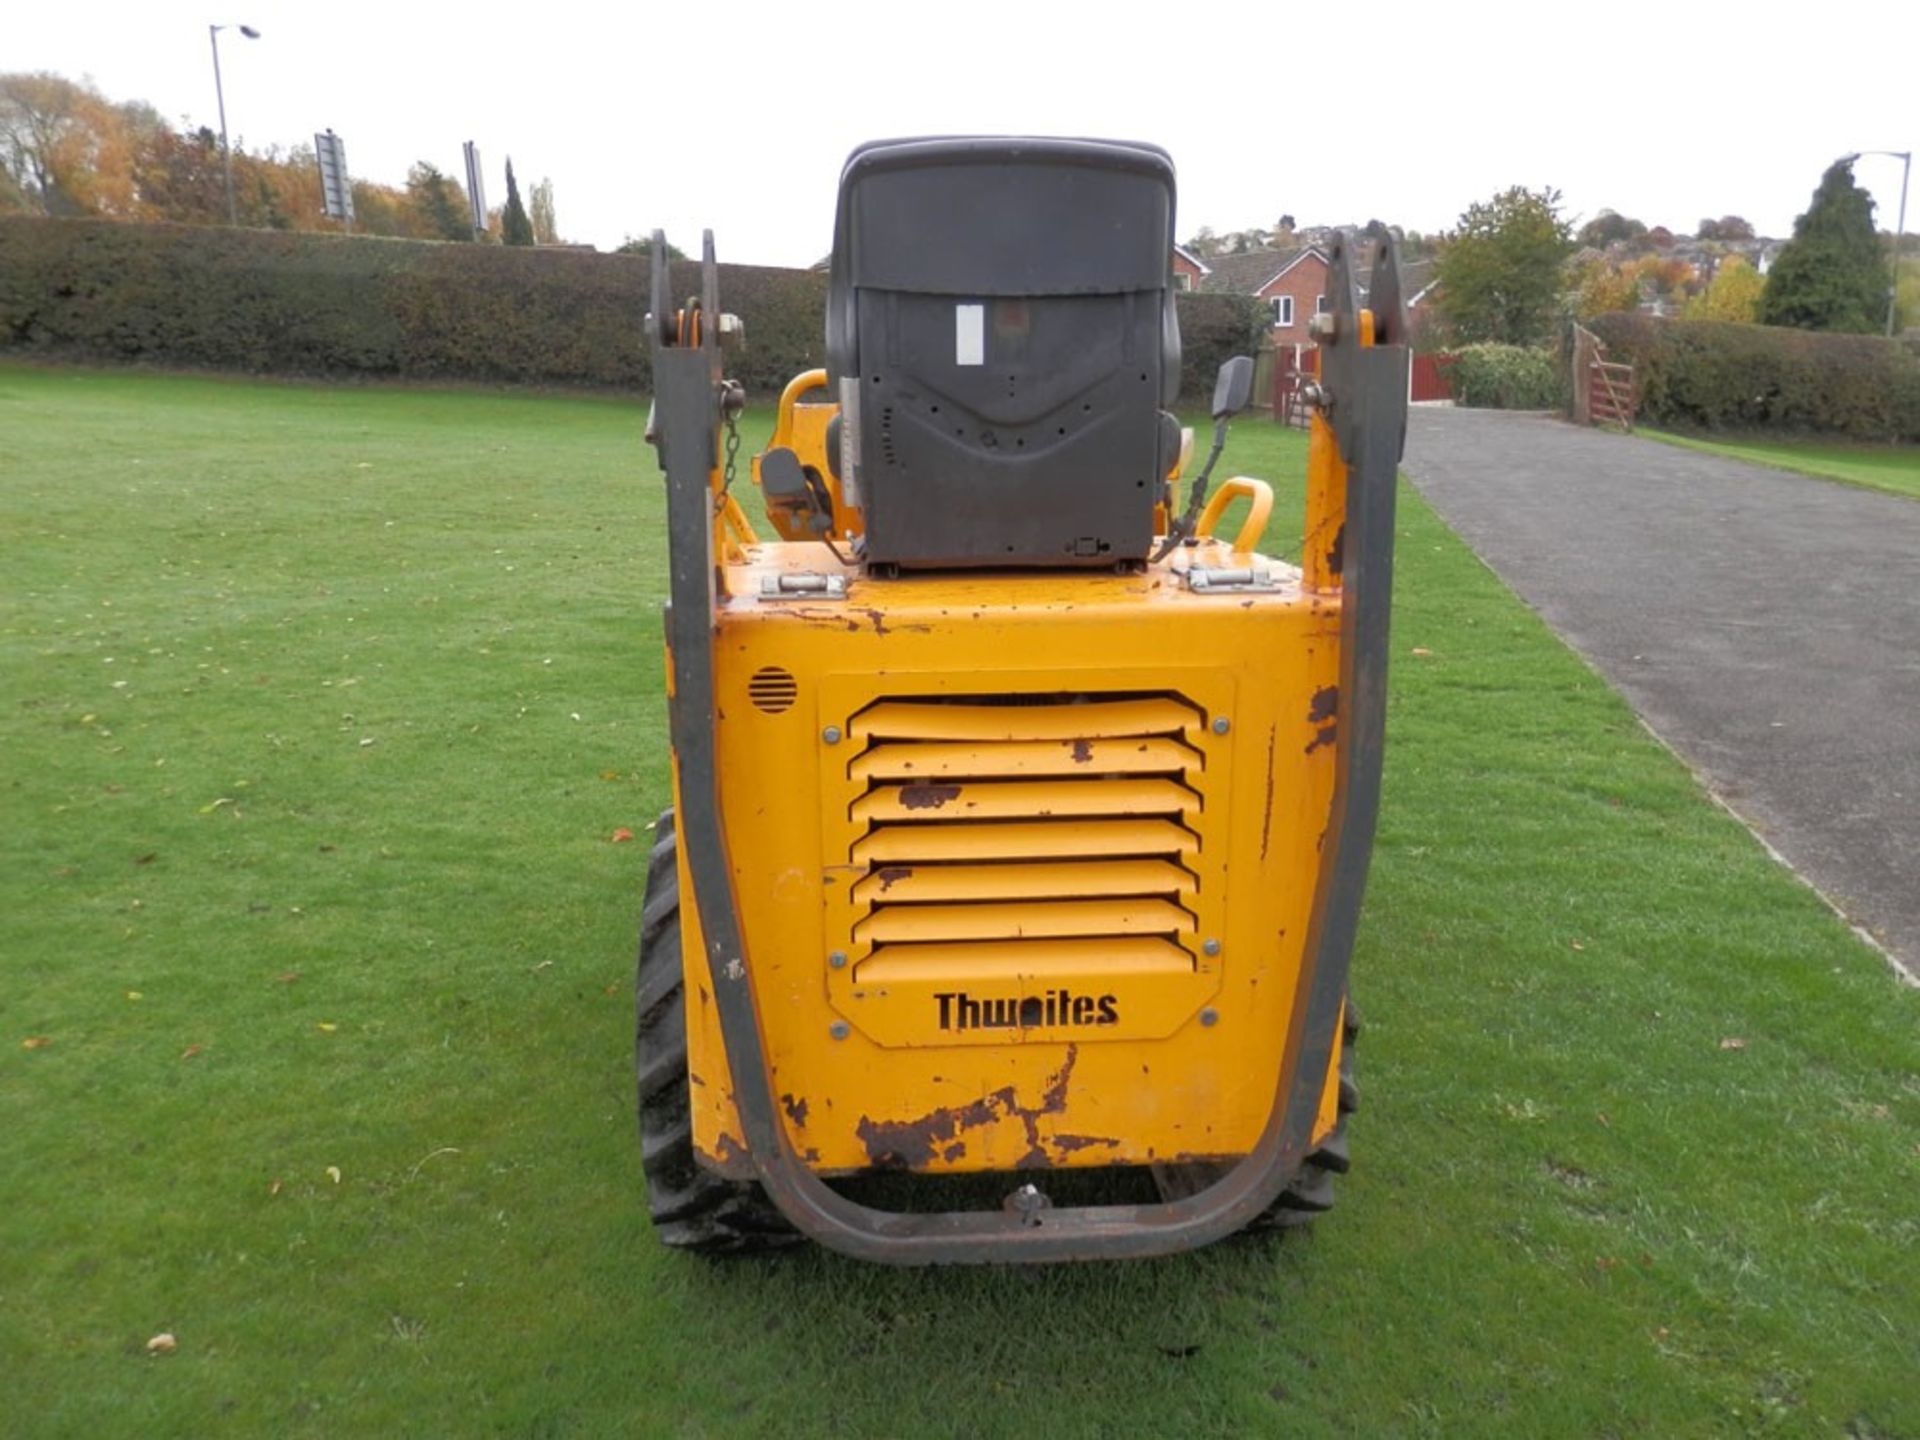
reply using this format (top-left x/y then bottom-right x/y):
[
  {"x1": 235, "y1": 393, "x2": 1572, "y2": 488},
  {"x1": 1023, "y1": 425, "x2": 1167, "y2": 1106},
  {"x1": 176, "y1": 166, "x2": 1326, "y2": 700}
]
[{"x1": 955, "y1": 303, "x2": 985, "y2": 366}]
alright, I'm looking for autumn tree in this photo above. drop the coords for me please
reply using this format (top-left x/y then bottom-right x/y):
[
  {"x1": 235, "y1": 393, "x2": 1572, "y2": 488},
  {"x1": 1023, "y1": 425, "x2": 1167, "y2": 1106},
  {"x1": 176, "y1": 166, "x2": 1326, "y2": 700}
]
[
  {"x1": 406, "y1": 161, "x2": 471, "y2": 240},
  {"x1": 1684, "y1": 257, "x2": 1764, "y2": 323},
  {"x1": 1759, "y1": 158, "x2": 1886, "y2": 332},
  {"x1": 1576, "y1": 209, "x2": 1646, "y2": 249},
  {"x1": 1433, "y1": 185, "x2": 1573, "y2": 345},
  {"x1": 529, "y1": 176, "x2": 557, "y2": 245},
  {"x1": 501, "y1": 158, "x2": 534, "y2": 246},
  {"x1": 1570, "y1": 258, "x2": 1639, "y2": 320},
  {"x1": 127, "y1": 123, "x2": 226, "y2": 223},
  {"x1": 0, "y1": 72, "x2": 138, "y2": 216}
]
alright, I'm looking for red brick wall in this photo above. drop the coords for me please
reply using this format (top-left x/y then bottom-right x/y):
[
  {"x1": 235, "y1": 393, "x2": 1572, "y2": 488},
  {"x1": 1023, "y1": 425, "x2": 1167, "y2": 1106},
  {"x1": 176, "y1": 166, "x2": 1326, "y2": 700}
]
[
  {"x1": 1258, "y1": 253, "x2": 1329, "y2": 340},
  {"x1": 1171, "y1": 250, "x2": 1206, "y2": 291}
]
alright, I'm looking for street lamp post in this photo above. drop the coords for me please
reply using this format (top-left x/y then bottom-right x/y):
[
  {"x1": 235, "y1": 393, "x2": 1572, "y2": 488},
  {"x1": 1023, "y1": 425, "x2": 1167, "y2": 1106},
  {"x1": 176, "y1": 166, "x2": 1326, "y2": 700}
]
[
  {"x1": 209, "y1": 22, "x2": 261, "y2": 227},
  {"x1": 1847, "y1": 149, "x2": 1913, "y2": 337}
]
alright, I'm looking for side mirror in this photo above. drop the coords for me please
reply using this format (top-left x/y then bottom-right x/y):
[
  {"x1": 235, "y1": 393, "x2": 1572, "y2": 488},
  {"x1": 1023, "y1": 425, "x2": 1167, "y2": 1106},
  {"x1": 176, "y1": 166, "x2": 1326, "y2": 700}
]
[{"x1": 1211, "y1": 355, "x2": 1255, "y2": 419}]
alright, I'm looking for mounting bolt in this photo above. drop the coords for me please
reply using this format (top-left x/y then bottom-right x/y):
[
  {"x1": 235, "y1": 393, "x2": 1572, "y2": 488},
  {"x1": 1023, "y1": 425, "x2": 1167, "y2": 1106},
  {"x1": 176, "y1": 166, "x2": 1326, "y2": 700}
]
[
  {"x1": 822, "y1": 725, "x2": 842, "y2": 745},
  {"x1": 1309, "y1": 312, "x2": 1338, "y2": 341},
  {"x1": 1212, "y1": 716, "x2": 1230, "y2": 735},
  {"x1": 829, "y1": 1020, "x2": 850, "y2": 1040},
  {"x1": 1203, "y1": 937, "x2": 1222, "y2": 957},
  {"x1": 828, "y1": 950, "x2": 847, "y2": 970},
  {"x1": 1200, "y1": 1007, "x2": 1220, "y2": 1027}
]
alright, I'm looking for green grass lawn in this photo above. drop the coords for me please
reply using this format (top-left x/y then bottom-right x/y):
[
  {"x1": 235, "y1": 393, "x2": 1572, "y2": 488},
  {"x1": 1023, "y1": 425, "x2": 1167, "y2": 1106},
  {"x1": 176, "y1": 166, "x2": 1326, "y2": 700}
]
[
  {"x1": 3, "y1": 365, "x2": 1915, "y2": 1439},
  {"x1": 1643, "y1": 430, "x2": 1920, "y2": 500}
]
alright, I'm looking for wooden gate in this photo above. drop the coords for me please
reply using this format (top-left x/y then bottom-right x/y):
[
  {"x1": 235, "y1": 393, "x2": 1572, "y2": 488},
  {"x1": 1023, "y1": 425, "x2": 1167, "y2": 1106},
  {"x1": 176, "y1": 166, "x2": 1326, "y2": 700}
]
[
  {"x1": 1271, "y1": 343, "x2": 1314, "y2": 428},
  {"x1": 1571, "y1": 324, "x2": 1637, "y2": 430}
]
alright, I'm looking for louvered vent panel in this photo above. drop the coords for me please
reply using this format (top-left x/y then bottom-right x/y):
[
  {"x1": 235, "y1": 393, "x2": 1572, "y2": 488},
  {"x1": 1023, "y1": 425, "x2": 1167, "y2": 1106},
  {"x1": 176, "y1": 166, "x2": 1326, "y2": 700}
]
[{"x1": 846, "y1": 696, "x2": 1205, "y2": 977}]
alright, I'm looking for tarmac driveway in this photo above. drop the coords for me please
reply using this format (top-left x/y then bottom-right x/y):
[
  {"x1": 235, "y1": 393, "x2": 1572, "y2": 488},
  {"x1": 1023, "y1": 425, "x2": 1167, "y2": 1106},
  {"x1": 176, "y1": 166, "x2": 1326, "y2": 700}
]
[{"x1": 1402, "y1": 408, "x2": 1920, "y2": 979}]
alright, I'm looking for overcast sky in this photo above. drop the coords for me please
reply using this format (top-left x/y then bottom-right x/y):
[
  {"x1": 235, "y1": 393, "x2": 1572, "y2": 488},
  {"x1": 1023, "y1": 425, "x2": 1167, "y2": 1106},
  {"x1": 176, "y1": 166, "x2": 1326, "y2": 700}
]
[{"x1": 11, "y1": 0, "x2": 1917, "y2": 265}]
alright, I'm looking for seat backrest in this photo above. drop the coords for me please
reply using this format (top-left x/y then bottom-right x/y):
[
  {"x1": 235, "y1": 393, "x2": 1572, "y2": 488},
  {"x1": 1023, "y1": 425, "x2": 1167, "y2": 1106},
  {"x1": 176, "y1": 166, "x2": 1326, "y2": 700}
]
[{"x1": 827, "y1": 137, "x2": 1182, "y2": 568}]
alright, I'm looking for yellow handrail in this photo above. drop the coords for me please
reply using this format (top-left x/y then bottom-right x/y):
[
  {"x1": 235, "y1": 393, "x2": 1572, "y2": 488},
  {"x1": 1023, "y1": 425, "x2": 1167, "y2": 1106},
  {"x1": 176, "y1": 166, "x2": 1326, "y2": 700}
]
[
  {"x1": 1194, "y1": 476, "x2": 1274, "y2": 553},
  {"x1": 774, "y1": 368, "x2": 830, "y2": 448}
]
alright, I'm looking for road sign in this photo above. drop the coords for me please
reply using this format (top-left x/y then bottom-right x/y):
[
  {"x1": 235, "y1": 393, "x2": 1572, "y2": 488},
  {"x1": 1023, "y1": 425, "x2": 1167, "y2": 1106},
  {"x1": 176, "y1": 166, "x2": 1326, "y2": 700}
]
[
  {"x1": 463, "y1": 141, "x2": 487, "y2": 236},
  {"x1": 315, "y1": 130, "x2": 354, "y2": 224}
]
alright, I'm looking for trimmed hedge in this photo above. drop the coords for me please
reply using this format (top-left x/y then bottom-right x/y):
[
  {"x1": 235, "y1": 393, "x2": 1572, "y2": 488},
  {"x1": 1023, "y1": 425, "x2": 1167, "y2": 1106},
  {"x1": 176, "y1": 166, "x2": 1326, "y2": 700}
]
[
  {"x1": 1446, "y1": 343, "x2": 1560, "y2": 410},
  {"x1": 0, "y1": 217, "x2": 1259, "y2": 400},
  {"x1": 1589, "y1": 312, "x2": 1920, "y2": 441}
]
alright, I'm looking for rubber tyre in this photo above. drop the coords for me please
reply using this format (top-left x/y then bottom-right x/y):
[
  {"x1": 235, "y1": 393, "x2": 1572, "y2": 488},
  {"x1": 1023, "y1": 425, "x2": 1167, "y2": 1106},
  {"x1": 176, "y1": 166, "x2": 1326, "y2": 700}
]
[
  {"x1": 636, "y1": 810, "x2": 800, "y2": 1254},
  {"x1": 1149, "y1": 1000, "x2": 1362, "y2": 1234}
]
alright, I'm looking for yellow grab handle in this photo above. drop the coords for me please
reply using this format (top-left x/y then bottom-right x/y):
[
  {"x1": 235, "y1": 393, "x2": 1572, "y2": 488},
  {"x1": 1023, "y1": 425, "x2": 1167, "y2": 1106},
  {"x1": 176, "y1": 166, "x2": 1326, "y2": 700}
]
[
  {"x1": 773, "y1": 368, "x2": 830, "y2": 448},
  {"x1": 1194, "y1": 476, "x2": 1274, "y2": 553}
]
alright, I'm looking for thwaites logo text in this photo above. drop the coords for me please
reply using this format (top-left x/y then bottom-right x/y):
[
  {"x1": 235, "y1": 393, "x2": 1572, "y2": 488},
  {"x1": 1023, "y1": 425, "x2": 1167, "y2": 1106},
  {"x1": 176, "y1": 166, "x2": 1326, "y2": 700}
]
[{"x1": 934, "y1": 988, "x2": 1119, "y2": 1032}]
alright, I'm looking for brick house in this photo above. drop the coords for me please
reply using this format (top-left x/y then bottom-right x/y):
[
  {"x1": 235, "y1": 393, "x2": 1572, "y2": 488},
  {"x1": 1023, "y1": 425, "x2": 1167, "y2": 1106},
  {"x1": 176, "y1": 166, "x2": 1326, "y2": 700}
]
[
  {"x1": 1171, "y1": 245, "x2": 1212, "y2": 292},
  {"x1": 1198, "y1": 246, "x2": 1332, "y2": 342}
]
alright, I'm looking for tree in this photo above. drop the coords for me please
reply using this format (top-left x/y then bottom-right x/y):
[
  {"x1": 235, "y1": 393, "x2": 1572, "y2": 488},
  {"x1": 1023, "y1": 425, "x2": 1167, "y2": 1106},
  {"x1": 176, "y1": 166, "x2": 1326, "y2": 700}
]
[
  {"x1": 615, "y1": 234, "x2": 687, "y2": 261},
  {"x1": 1683, "y1": 257, "x2": 1764, "y2": 323},
  {"x1": 0, "y1": 71, "x2": 137, "y2": 216},
  {"x1": 1759, "y1": 159, "x2": 1886, "y2": 332},
  {"x1": 1182, "y1": 225, "x2": 1221, "y2": 258},
  {"x1": 1433, "y1": 185, "x2": 1573, "y2": 345},
  {"x1": 406, "y1": 161, "x2": 471, "y2": 240},
  {"x1": 127, "y1": 122, "x2": 225, "y2": 223},
  {"x1": 1696, "y1": 215, "x2": 1755, "y2": 242},
  {"x1": 529, "y1": 176, "x2": 557, "y2": 245},
  {"x1": 501, "y1": 159, "x2": 534, "y2": 246},
  {"x1": 1576, "y1": 209, "x2": 1646, "y2": 249},
  {"x1": 1570, "y1": 258, "x2": 1639, "y2": 320}
]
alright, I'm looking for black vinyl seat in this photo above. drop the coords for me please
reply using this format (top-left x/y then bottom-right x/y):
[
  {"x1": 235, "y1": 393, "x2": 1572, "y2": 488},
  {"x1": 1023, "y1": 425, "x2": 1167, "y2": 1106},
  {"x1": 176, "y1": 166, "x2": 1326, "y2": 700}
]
[{"x1": 825, "y1": 137, "x2": 1183, "y2": 569}]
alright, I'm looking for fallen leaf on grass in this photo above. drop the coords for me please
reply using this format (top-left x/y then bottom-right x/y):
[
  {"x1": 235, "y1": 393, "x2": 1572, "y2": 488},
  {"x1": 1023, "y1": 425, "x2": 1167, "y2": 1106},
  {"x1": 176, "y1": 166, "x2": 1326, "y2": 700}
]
[
  {"x1": 277, "y1": 971, "x2": 301, "y2": 984},
  {"x1": 268, "y1": 1179, "x2": 282, "y2": 1197},
  {"x1": 1719, "y1": 1037, "x2": 1747, "y2": 1051},
  {"x1": 181, "y1": 1044, "x2": 204, "y2": 1061},
  {"x1": 599, "y1": 770, "x2": 621, "y2": 781},
  {"x1": 1570, "y1": 941, "x2": 1585, "y2": 952},
  {"x1": 325, "y1": 1166, "x2": 342, "y2": 1184},
  {"x1": 609, "y1": 828, "x2": 635, "y2": 844},
  {"x1": 198, "y1": 797, "x2": 234, "y2": 814},
  {"x1": 127, "y1": 991, "x2": 143, "y2": 1002},
  {"x1": 134, "y1": 852, "x2": 157, "y2": 866},
  {"x1": 146, "y1": 1332, "x2": 177, "y2": 1355},
  {"x1": 22, "y1": 1036, "x2": 51, "y2": 1050},
  {"x1": 316, "y1": 1022, "x2": 338, "y2": 1033},
  {"x1": 1410, "y1": 647, "x2": 1433, "y2": 657}
]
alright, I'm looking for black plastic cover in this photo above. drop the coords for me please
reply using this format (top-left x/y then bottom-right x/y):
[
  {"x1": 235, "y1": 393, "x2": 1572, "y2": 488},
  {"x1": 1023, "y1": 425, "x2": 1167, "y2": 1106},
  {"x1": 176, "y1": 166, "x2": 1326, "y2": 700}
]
[{"x1": 826, "y1": 137, "x2": 1182, "y2": 569}]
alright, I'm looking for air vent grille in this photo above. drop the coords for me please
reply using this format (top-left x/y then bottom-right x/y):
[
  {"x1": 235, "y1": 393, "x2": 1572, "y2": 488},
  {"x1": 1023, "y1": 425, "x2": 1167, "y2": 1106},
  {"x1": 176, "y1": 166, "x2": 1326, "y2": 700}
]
[{"x1": 845, "y1": 696, "x2": 1205, "y2": 982}]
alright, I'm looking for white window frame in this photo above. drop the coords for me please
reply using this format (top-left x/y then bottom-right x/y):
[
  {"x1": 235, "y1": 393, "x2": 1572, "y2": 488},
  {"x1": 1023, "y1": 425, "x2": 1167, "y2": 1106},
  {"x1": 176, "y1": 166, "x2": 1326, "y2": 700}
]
[
  {"x1": 1272, "y1": 295, "x2": 1295, "y2": 327},
  {"x1": 1173, "y1": 272, "x2": 1192, "y2": 292}
]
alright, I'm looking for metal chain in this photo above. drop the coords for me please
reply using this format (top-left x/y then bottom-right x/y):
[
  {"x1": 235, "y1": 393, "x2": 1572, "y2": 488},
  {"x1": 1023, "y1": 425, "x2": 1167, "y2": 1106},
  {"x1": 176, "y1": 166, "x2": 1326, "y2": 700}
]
[{"x1": 714, "y1": 384, "x2": 743, "y2": 514}]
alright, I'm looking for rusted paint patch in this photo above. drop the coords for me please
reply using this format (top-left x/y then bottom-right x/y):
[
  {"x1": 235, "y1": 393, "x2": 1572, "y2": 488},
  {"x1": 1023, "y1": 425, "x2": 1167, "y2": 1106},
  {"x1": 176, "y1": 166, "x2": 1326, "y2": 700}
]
[
  {"x1": 1328, "y1": 520, "x2": 1345, "y2": 576},
  {"x1": 1069, "y1": 738, "x2": 1094, "y2": 764},
  {"x1": 875, "y1": 865, "x2": 913, "y2": 891},
  {"x1": 1052, "y1": 1133, "x2": 1121, "y2": 1154},
  {"x1": 861, "y1": 607, "x2": 891, "y2": 636},
  {"x1": 941, "y1": 1141, "x2": 966, "y2": 1162},
  {"x1": 780, "y1": 1092, "x2": 809, "y2": 1129},
  {"x1": 1308, "y1": 685, "x2": 1339, "y2": 724},
  {"x1": 1305, "y1": 722, "x2": 1337, "y2": 754},
  {"x1": 855, "y1": 1045, "x2": 1080, "y2": 1170},
  {"x1": 899, "y1": 782, "x2": 962, "y2": 811},
  {"x1": 1260, "y1": 725, "x2": 1276, "y2": 862},
  {"x1": 856, "y1": 1090, "x2": 1012, "y2": 1169}
]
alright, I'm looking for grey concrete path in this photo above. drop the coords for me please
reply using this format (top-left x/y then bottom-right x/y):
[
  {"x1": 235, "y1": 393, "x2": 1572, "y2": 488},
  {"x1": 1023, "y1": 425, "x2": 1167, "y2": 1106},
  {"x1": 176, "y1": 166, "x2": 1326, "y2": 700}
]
[{"x1": 1403, "y1": 408, "x2": 1920, "y2": 979}]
